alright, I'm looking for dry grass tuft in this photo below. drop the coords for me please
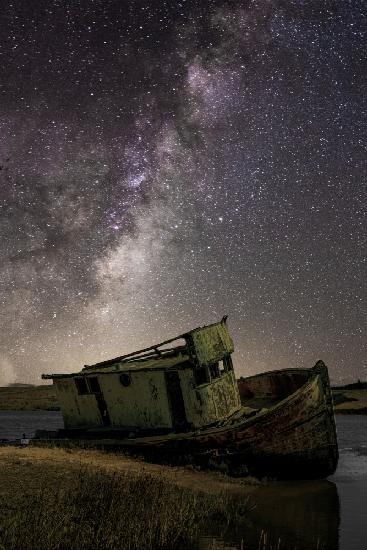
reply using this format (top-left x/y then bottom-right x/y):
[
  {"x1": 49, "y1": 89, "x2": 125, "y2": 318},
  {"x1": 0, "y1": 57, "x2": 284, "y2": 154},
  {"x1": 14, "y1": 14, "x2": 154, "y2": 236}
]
[{"x1": 0, "y1": 466, "x2": 249, "y2": 550}]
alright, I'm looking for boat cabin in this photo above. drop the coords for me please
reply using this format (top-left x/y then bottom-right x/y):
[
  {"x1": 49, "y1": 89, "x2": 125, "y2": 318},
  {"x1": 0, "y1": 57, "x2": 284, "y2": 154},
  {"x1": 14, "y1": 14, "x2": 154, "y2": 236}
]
[{"x1": 42, "y1": 317, "x2": 241, "y2": 434}]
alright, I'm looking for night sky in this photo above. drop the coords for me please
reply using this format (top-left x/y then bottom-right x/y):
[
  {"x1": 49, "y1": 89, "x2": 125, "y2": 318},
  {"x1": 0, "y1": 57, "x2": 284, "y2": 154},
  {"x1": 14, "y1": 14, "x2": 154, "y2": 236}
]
[{"x1": 0, "y1": 0, "x2": 366, "y2": 385}]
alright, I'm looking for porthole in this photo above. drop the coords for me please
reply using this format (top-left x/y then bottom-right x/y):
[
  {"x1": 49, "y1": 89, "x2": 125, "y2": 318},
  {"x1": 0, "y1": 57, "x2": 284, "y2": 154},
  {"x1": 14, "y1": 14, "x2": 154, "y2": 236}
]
[{"x1": 120, "y1": 373, "x2": 132, "y2": 387}]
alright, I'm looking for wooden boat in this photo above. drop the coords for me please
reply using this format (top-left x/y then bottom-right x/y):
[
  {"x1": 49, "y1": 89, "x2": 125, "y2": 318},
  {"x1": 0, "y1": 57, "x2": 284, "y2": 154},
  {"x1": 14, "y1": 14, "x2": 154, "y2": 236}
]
[{"x1": 34, "y1": 318, "x2": 338, "y2": 479}]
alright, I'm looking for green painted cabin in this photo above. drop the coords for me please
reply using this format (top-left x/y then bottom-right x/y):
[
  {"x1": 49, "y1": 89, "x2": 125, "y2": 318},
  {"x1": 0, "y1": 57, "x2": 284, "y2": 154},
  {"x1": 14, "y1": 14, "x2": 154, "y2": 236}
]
[{"x1": 43, "y1": 318, "x2": 241, "y2": 434}]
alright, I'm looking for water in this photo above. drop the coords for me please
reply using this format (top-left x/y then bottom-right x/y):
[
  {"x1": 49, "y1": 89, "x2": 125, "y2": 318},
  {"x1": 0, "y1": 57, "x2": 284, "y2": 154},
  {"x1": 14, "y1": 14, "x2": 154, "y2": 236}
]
[
  {"x1": 0, "y1": 410, "x2": 64, "y2": 440},
  {"x1": 0, "y1": 413, "x2": 366, "y2": 549},
  {"x1": 329, "y1": 416, "x2": 367, "y2": 550},
  {"x1": 201, "y1": 415, "x2": 367, "y2": 550}
]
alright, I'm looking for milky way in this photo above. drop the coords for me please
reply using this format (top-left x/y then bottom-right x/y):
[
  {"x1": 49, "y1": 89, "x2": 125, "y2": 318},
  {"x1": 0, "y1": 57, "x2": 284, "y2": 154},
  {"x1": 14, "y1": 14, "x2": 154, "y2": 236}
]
[{"x1": 0, "y1": 1, "x2": 366, "y2": 384}]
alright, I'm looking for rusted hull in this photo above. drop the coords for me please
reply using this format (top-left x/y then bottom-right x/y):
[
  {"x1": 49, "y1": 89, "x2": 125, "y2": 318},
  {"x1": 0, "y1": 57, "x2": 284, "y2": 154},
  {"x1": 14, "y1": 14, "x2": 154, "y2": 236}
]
[{"x1": 33, "y1": 362, "x2": 338, "y2": 479}]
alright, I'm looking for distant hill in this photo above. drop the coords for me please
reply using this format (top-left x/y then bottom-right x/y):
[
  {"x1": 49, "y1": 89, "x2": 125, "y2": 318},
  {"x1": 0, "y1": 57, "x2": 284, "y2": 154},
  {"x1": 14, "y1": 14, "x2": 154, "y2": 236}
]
[
  {"x1": 332, "y1": 387, "x2": 367, "y2": 414},
  {"x1": 1, "y1": 381, "x2": 366, "y2": 414},
  {"x1": 332, "y1": 380, "x2": 367, "y2": 390},
  {"x1": 7, "y1": 382, "x2": 35, "y2": 387},
  {"x1": 0, "y1": 385, "x2": 59, "y2": 411}
]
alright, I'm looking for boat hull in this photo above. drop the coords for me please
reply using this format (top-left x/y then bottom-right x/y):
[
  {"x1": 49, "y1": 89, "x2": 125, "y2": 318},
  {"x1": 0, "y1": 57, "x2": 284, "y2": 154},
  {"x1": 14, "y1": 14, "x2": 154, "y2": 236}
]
[{"x1": 33, "y1": 362, "x2": 338, "y2": 479}]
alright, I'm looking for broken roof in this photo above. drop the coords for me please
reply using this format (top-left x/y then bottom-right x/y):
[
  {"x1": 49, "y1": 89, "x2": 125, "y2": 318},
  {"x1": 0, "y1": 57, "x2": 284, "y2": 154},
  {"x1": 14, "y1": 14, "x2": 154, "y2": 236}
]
[{"x1": 42, "y1": 316, "x2": 234, "y2": 380}]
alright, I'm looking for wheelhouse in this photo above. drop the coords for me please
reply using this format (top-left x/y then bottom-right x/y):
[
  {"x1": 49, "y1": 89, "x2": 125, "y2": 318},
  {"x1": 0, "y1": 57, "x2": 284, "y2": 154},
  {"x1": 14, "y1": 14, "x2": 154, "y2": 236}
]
[{"x1": 42, "y1": 317, "x2": 241, "y2": 434}]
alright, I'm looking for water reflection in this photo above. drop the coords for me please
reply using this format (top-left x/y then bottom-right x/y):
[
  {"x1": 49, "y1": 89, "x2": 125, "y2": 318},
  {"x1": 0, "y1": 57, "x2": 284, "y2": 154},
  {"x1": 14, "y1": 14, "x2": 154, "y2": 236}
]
[
  {"x1": 201, "y1": 480, "x2": 340, "y2": 550},
  {"x1": 201, "y1": 417, "x2": 367, "y2": 549}
]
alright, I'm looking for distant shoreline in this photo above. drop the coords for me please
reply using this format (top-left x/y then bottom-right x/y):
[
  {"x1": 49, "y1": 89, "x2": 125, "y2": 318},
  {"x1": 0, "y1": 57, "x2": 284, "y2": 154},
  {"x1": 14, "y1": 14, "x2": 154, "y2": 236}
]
[
  {"x1": 332, "y1": 388, "x2": 367, "y2": 415},
  {"x1": 1, "y1": 384, "x2": 367, "y2": 415},
  {"x1": 0, "y1": 385, "x2": 59, "y2": 411}
]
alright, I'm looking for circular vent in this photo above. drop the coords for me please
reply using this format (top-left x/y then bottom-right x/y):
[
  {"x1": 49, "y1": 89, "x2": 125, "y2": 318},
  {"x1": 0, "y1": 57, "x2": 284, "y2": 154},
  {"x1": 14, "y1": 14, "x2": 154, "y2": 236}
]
[{"x1": 120, "y1": 373, "x2": 132, "y2": 387}]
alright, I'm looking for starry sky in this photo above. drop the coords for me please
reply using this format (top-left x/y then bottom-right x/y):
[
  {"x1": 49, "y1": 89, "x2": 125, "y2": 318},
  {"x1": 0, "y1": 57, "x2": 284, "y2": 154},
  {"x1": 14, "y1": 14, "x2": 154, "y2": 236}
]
[{"x1": 0, "y1": 0, "x2": 366, "y2": 385}]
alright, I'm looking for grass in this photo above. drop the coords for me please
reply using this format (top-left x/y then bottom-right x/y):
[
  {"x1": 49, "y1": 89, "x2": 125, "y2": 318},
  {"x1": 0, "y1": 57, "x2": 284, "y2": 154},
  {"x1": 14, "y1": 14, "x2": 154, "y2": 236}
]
[
  {"x1": 0, "y1": 467, "x2": 235, "y2": 549},
  {"x1": 0, "y1": 467, "x2": 325, "y2": 550},
  {"x1": 0, "y1": 448, "x2": 251, "y2": 550},
  {"x1": 0, "y1": 447, "x2": 335, "y2": 550}
]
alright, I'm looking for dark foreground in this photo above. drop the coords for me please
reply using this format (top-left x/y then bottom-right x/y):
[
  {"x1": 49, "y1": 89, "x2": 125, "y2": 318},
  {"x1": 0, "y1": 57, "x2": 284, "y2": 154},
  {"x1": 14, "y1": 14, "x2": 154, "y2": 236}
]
[
  {"x1": 0, "y1": 446, "x2": 255, "y2": 550},
  {"x1": 0, "y1": 445, "x2": 340, "y2": 550},
  {"x1": 0, "y1": 414, "x2": 367, "y2": 549}
]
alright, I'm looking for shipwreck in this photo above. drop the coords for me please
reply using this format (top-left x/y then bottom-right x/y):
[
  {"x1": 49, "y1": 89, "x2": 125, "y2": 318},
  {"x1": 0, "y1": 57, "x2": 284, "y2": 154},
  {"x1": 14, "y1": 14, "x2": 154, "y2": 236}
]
[{"x1": 36, "y1": 317, "x2": 338, "y2": 478}]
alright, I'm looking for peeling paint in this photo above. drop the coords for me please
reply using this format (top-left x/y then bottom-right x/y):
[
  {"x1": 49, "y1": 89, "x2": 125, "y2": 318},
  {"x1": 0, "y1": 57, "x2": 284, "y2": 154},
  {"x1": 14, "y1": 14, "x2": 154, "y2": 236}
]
[{"x1": 51, "y1": 319, "x2": 241, "y2": 432}]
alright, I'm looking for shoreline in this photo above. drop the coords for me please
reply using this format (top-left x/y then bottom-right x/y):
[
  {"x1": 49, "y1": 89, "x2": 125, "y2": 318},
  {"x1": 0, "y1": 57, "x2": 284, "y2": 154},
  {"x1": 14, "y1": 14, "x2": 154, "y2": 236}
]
[
  {"x1": 334, "y1": 408, "x2": 367, "y2": 415},
  {"x1": 332, "y1": 388, "x2": 367, "y2": 414},
  {"x1": 1, "y1": 385, "x2": 367, "y2": 414}
]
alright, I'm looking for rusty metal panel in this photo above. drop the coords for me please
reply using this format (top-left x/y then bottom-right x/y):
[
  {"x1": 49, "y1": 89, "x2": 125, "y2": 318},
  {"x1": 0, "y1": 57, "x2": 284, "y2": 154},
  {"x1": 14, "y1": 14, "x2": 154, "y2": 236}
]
[{"x1": 189, "y1": 320, "x2": 234, "y2": 367}]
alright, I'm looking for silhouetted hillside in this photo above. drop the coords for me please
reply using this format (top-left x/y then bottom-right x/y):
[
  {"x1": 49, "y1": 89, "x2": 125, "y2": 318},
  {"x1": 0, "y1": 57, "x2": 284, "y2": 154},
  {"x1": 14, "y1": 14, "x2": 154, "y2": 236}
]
[{"x1": 0, "y1": 385, "x2": 58, "y2": 410}]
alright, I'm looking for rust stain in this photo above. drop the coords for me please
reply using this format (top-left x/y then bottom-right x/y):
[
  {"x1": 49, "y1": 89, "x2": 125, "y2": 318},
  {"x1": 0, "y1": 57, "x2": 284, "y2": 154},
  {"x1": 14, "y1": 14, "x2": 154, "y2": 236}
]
[{"x1": 38, "y1": 319, "x2": 338, "y2": 479}]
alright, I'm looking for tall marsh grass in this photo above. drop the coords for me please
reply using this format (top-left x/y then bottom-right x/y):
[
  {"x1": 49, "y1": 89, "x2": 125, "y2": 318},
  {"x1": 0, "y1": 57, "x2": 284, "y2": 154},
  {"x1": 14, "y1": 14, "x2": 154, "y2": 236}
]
[{"x1": 0, "y1": 467, "x2": 248, "y2": 550}]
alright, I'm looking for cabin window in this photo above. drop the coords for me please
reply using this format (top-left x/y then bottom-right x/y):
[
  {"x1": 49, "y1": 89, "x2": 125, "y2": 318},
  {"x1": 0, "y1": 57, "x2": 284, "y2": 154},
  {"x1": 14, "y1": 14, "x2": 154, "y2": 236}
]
[
  {"x1": 88, "y1": 377, "x2": 101, "y2": 394},
  {"x1": 209, "y1": 363, "x2": 220, "y2": 379},
  {"x1": 75, "y1": 377, "x2": 89, "y2": 395},
  {"x1": 224, "y1": 356, "x2": 233, "y2": 372},
  {"x1": 218, "y1": 360, "x2": 226, "y2": 375},
  {"x1": 120, "y1": 373, "x2": 132, "y2": 387},
  {"x1": 194, "y1": 367, "x2": 209, "y2": 386}
]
